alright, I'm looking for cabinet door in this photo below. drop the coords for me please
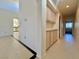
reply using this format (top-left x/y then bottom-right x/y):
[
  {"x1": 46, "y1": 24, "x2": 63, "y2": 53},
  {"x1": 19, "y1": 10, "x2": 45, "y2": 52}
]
[{"x1": 46, "y1": 31, "x2": 51, "y2": 50}]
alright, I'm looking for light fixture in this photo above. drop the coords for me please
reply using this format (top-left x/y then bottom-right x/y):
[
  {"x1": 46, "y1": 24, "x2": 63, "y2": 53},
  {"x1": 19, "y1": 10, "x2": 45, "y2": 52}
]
[{"x1": 66, "y1": 5, "x2": 70, "y2": 8}]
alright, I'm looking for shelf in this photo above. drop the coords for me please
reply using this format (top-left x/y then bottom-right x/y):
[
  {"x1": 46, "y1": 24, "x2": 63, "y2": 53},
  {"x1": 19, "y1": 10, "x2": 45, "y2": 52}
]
[
  {"x1": 46, "y1": 19, "x2": 56, "y2": 24},
  {"x1": 46, "y1": 28, "x2": 58, "y2": 31}
]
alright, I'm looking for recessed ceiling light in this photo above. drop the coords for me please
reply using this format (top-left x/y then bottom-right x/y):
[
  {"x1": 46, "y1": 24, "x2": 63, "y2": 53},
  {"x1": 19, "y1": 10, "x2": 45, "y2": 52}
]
[{"x1": 66, "y1": 5, "x2": 70, "y2": 8}]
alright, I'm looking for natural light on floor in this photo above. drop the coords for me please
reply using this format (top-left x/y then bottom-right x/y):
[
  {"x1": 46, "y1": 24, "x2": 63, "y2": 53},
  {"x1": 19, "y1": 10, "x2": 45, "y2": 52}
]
[{"x1": 64, "y1": 34, "x2": 74, "y2": 43}]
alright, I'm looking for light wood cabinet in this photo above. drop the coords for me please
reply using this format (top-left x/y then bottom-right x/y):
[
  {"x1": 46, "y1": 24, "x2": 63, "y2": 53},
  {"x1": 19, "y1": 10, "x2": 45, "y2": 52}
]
[
  {"x1": 46, "y1": 30, "x2": 58, "y2": 50},
  {"x1": 46, "y1": 2, "x2": 58, "y2": 51}
]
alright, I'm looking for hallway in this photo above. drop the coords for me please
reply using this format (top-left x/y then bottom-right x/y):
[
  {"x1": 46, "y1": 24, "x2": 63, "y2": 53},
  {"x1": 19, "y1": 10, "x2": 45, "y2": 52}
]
[
  {"x1": 44, "y1": 34, "x2": 79, "y2": 59},
  {"x1": 0, "y1": 0, "x2": 79, "y2": 59}
]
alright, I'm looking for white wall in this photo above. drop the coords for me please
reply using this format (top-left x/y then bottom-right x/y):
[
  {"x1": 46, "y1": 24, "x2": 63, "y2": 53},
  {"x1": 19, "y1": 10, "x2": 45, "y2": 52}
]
[
  {"x1": 19, "y1": 0, "x2": 42, "y2": 58},
  {"x1": 0, "y1": 9, "x2": 18, "y2": 37}
]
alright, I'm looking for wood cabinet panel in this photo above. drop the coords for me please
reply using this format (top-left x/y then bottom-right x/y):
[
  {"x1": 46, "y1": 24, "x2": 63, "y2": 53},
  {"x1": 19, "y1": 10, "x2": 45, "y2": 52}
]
[
  {"x1": 50, "y1": 31, "x2": 53, "y2": 45},
  {"x1": 53, "y1": 30, "x2": 57, "y2": 42},
  {"x1": 46, "y1": 30, "x2": 58, "y2": 50},
  {"x1": 46, "y1": 31, "x2": 51, "y2": 49}
]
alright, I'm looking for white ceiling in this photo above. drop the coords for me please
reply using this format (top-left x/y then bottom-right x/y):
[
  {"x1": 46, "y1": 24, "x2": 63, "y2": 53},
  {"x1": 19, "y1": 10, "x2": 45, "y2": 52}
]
[{"x1": 56, "y1": 0, "x2": 78, "y2": 16}]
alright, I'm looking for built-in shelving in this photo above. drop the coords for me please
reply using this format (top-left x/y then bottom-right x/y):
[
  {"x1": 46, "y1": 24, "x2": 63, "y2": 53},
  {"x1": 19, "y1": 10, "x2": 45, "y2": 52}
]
[{"x1": 46, "y1": 0, "x2": 59, "y2": 51}]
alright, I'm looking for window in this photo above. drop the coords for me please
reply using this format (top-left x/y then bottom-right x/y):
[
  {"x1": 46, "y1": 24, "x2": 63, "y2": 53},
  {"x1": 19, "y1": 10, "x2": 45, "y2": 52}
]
[{"x1": 66, "y1": 22, "x2": 73, "y2": 29}]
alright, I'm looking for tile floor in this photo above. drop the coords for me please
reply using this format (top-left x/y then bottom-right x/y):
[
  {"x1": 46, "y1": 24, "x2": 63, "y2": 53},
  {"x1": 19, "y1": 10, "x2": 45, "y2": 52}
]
[
  {"x1": 1, "y1": 34, "x2": 79, "y2": 59},
  {"x1": 0, "y1": 36, "x2": 33, "y2": 59},
  {"x1": 44, "y1": 34, "x2": 79, "y2": 59}
]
